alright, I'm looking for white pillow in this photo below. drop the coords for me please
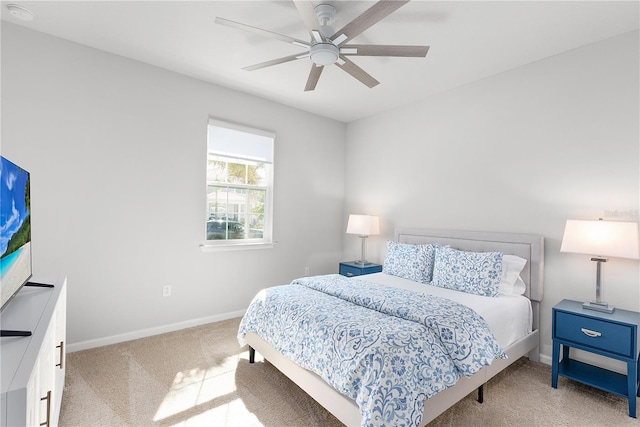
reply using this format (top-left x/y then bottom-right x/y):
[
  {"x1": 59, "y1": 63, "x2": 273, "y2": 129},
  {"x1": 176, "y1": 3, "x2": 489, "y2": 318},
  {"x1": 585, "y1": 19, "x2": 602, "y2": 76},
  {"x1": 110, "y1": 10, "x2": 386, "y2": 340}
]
[
  {"x1": 499, "y1": 255, "x2": 527, "y2": 295},
  {"x1": 511, "y1": 276, "x2": 527, "y2": 296}
]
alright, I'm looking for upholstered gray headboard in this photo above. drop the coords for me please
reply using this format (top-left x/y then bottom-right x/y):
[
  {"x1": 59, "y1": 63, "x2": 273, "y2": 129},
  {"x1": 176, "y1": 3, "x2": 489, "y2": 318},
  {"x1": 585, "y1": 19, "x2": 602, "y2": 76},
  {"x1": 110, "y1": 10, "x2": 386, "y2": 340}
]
[{"x1": 395, "y1": 228, "x2": 544, "y2": 330}]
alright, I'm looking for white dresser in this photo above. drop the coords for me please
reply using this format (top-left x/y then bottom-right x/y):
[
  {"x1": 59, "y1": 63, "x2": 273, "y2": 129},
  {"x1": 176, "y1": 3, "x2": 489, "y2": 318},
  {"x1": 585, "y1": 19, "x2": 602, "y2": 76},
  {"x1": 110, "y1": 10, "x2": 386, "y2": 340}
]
[{"x1": 1, "y1": 276, "x2": 66, "y2": 427}]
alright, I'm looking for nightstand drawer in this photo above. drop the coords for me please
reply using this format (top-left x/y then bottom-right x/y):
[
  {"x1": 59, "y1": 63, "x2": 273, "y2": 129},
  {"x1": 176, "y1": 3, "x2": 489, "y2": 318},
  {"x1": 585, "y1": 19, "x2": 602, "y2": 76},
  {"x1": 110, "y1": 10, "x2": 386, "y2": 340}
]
[
  {"x1": 339, "y1": 262, "x2": 383, "y2": 277},
  {"x1": 554, "y1": 311, "x2": 633, "y2": 358},
  {"x1": 340, "y1": 264, "x2": 362, "y2": 277}
]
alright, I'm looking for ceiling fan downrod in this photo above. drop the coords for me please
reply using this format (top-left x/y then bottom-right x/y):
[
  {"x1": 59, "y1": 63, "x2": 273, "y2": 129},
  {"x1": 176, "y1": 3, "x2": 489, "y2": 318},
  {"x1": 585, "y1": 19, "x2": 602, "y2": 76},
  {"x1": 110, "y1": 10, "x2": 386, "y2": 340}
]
[
  {"x1": 309, "y1": 4, "x2": 338, "y2": 66},
  {"x1": 315, "y1": 3, "x2": 336, "y2": 36}
]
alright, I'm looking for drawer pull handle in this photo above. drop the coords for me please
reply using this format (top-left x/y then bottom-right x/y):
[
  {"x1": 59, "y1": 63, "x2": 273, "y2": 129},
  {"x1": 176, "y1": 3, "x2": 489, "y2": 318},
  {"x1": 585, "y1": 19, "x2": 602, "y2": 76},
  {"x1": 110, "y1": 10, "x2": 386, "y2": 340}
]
[
  {"x1": 56, "y1": 341, "x2": 64, "y2": 369},
  {"x1": 346, "y1": 272, "x2": 353, "y2": 277},
  {"x1": 40, "y1": 390, "x2": 51, "y2": 427},
  {"x1": 581, "y1": 328, "x2": 602, "y2": 338}
]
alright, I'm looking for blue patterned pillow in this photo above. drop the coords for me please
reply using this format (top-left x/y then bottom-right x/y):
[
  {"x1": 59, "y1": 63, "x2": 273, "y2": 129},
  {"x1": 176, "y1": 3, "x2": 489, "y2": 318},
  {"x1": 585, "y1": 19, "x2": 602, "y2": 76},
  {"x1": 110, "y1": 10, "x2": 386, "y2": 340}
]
[
  {"x1": 432, "y1": 246, "x2": 503, "y2": 297},
  {"x1": 382, "y1": 241, "x2": 436, "y2": 283}
]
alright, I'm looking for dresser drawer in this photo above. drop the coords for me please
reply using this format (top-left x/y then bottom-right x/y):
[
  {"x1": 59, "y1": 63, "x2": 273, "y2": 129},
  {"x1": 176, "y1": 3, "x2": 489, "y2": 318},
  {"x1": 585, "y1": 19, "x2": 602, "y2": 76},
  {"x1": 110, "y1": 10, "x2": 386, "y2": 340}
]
[{"x1": 554, "y1": 311, "x2": 633, "y2": 358}]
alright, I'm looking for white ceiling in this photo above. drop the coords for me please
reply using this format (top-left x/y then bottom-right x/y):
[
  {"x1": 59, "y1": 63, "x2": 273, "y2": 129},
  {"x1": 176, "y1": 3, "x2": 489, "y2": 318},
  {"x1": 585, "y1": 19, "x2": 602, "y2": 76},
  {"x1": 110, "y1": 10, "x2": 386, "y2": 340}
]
[{"x1": 1, "y1": 1, "x2": 638, "y2": 123}]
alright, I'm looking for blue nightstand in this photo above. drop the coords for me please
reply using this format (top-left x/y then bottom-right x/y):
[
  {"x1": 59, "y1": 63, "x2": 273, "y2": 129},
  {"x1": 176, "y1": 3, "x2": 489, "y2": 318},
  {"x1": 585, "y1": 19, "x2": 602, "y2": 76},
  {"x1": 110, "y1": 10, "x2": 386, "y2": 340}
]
[
  {"x1": 339, "y1": 261, "x2": 382, "y2": 277},
  {"x1": 551, "y1": 299, "x2": 640, "y2": 418}
]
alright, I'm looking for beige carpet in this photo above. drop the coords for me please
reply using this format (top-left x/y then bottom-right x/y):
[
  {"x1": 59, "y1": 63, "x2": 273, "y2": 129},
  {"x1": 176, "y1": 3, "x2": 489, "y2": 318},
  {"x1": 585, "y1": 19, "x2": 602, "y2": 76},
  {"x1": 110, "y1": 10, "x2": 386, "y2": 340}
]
[{"x1": 59, "y1": 317, "x2": 639, "y2": 426}]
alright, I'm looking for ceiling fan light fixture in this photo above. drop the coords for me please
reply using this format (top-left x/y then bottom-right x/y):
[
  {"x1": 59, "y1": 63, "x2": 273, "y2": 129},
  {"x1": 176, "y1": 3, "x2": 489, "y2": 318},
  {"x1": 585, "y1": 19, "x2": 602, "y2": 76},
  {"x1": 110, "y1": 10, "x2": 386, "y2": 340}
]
[{"x1": 309, "y1": 42, "x2": 339, "y2": 66}]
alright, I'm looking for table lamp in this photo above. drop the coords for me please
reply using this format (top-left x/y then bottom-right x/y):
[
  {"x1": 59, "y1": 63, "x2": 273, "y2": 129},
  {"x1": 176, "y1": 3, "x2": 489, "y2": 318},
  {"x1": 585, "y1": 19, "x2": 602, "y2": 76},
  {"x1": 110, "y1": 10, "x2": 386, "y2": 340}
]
[
  {"x1": 560, "y1": 218, "x2": 639, "y2": 313},
  {"x1": 346, "y1": 214, "x2": 380, "y2": 266}
]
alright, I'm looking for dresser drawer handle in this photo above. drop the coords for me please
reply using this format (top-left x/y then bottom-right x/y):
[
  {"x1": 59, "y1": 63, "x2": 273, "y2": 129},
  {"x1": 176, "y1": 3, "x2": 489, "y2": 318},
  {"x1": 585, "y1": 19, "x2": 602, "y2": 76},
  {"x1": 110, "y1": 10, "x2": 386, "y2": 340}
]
[
  {"x1": 581, "y1": 328, "x2": 602, "y2": 338},
  {"x1": 346, "y1": 272, "x2": 354, "y2": 277}
]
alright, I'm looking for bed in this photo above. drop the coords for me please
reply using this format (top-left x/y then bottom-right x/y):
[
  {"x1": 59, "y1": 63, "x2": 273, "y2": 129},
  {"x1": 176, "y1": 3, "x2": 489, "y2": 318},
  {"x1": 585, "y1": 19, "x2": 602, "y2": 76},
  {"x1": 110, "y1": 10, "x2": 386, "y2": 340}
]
[{"x1": 241, "y1": 228, "x2": 544, "y2": 426}]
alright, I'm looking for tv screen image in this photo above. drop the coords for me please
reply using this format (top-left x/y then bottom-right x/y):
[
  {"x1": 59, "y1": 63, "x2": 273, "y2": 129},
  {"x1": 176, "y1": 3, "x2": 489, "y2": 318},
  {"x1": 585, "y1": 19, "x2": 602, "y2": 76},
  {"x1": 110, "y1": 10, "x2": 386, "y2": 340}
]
[{"x1": 0, "y1": 156, "x2": 32, "y2": 312}]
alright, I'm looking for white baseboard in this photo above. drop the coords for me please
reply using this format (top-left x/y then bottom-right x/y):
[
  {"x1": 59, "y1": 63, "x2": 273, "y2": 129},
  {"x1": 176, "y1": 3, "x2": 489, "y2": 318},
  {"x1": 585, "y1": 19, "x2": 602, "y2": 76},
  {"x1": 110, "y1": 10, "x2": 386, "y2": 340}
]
[
  {"x1": 66, "y1": 309, "x2": 246, "y2": 353},
  {"x1": 538, "y1": 353, "x2": 552, "y2": 366}
]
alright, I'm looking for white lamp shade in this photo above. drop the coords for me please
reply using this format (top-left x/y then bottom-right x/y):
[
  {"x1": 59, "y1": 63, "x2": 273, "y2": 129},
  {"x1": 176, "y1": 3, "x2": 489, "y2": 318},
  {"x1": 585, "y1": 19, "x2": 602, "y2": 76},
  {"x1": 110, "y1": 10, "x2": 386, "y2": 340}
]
[
  {"x1": 560, "y1": 219, "x2": 640, "y2": 259},
  {"x1": 346, "y1": 214, "x2": 380, "y2": 236}
]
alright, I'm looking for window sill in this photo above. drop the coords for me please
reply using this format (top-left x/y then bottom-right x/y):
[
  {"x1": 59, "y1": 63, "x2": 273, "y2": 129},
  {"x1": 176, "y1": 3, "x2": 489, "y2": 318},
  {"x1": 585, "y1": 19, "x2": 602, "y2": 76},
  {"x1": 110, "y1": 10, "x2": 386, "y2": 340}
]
[{"x1": 199, "y1": 241, "x2": 276, "y2": 252}]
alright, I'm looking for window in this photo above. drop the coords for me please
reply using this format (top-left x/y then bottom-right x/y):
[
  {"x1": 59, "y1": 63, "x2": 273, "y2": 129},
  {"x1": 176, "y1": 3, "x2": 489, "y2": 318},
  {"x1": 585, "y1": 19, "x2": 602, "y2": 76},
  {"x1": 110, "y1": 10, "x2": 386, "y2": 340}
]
[{"x1": 205, "y1": 119, "x2": 274, "y2": 246}]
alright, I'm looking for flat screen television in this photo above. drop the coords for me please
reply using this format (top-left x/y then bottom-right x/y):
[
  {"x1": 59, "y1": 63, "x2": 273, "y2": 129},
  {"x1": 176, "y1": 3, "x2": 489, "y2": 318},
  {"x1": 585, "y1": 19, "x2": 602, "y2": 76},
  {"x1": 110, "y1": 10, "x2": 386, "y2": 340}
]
[{"x1": 0, "y1": 156, "x2": 32, "y2": 312}]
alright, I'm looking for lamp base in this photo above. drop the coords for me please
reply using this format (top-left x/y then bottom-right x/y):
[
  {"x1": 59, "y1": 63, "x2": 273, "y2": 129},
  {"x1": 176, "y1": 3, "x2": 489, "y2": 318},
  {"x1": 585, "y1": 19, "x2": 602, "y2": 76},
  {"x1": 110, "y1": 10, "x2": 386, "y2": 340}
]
[{"x1": 583, "y1": 301, "x2": 615, "y2": 314}]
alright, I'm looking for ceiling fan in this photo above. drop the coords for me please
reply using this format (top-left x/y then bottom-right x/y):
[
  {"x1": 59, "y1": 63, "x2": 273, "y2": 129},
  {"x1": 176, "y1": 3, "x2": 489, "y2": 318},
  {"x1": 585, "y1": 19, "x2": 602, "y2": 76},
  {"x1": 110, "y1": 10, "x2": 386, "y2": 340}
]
[{"x1": 215, "y1": 0, "x2": 429, "y2": 91}]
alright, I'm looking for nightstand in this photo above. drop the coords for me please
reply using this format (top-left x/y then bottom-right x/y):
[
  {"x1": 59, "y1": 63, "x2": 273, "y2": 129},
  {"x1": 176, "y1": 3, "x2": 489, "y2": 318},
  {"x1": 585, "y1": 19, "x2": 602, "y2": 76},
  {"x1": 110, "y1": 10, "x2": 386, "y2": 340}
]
[
  {"x1": 339, "y1": 261, "x2": 382, "y2": 277},
  {"x1": 551, "y1": 299, "x2": 640, "y2": 418}
]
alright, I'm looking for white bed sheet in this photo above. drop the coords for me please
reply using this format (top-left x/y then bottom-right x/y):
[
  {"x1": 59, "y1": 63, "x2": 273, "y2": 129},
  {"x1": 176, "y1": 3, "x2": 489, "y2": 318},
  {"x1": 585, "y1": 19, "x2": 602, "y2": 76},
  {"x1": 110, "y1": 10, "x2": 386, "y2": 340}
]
[{"x1": 356, "y1": 272, "x2": 533, "y2": 349}]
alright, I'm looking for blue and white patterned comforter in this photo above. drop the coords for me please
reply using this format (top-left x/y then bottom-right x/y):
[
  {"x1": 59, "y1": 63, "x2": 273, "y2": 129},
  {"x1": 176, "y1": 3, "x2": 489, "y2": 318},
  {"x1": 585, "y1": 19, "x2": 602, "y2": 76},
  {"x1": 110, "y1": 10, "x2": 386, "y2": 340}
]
[{"x1": 238, "y1": 274, "x2": 506, "y2": 427}]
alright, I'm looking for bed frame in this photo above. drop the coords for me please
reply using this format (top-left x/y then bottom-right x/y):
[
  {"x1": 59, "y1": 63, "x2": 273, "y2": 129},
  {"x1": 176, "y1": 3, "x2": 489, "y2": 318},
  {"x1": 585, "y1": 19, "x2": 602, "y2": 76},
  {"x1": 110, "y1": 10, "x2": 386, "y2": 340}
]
[{"x1": 245, "y1": 228, "x2": 544, "y2": 426}]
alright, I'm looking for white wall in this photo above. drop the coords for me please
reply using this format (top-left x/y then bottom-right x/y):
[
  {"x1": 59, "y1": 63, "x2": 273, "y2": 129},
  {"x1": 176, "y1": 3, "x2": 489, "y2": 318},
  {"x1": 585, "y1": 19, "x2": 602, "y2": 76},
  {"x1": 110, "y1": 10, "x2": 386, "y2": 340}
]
[
  {"x1": 1, "y1": 23, "x2": 346, "y2": 348},
  {"x1": 344, "y1": 31, "x2": 640, "y2": 364},
  {"x1": 2, "y1": 21, "x2": 638, "y2": 364}
]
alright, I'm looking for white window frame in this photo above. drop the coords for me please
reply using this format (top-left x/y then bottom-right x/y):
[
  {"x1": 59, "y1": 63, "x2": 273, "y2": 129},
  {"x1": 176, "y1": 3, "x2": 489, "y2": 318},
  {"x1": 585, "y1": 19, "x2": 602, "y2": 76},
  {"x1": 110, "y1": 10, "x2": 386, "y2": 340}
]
[{"x1": 201, "y1": 118, "x2": 275, "y2": 251}]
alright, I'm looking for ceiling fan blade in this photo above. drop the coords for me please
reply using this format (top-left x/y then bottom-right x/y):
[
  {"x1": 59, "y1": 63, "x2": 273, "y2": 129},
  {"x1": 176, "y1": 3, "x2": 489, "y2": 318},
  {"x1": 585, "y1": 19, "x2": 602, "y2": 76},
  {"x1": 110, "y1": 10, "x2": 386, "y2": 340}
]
[
  {"x1": 331, "y1": 0, "x2": 409, "y2": 46},
  {"x1": 342, "y1": 44, "x2": 429, "y2": 57},
  {"x1": 293, "y1": 1, "x2": 322, "y2": 40},
  {"x1": 215, "y1": 17, "x2": 310, "y2": 48},
  {"x1": 243, "y1": 53, "x2": 305, "y2": 71},
  {"x1": 336, "y1": 56, "x2": 379, "y2": 88},
  {"x1": 304, "y1": 65, "x2": 324, "y2": 91}
]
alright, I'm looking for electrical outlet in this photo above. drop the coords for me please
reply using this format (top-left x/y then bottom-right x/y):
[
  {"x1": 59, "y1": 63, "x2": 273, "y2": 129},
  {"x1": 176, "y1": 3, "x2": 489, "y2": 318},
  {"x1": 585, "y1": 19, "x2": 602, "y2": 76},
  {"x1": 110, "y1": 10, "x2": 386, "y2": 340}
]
[
  {"x1": 162, "y1": 285, "x2": 171, "y2": 297},
  {"x1": 304, "y1": 266, "x2": 310, "y2": 276}
]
